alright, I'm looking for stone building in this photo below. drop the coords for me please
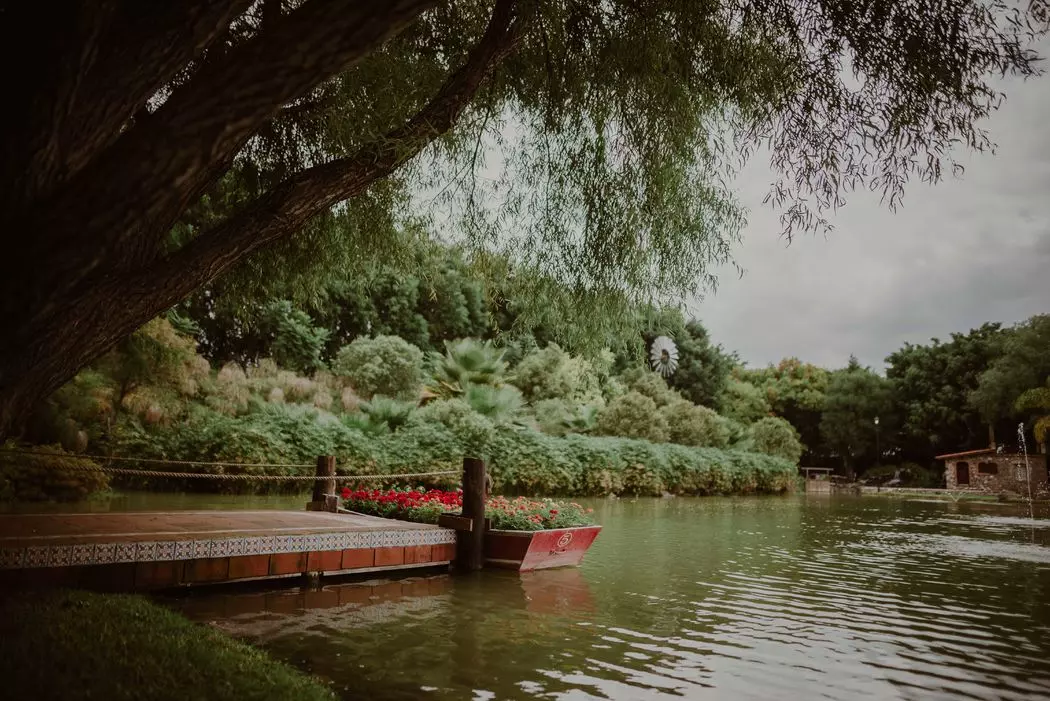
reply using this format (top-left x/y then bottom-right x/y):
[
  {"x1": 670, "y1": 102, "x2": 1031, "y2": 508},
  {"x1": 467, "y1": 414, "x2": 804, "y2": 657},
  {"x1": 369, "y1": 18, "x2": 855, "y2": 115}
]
[{"x1": 938, "y1": 448, "x2": 1048, "y2": 494}]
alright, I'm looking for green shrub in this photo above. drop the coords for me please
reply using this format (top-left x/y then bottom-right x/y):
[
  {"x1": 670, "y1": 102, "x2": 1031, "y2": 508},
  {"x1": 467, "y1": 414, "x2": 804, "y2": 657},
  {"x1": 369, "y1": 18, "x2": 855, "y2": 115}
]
[
  {"x1": 0, "y1": 443, "x2": 110, "y2": 502},
  {"x1": 658, "y1": 400, "x2": 731, "y2": 448},
  {"x1": 749, "y1": 416, "x2": 803, "y2": 464},
  {"x1": 617, "y1": 367, "x2": 683, "y2": 407},
  {"x1": 259, "y1": 300, "x2": 330, "y2": 374},
  {"x1": 511, "y1": 344, "x2": 603, "y2": 404},
  {"x1": 332, "y1": 335, "x2": 424, "y2": 400},
  {"x1": 410, "y1": 399, "x2": 494, "y2": 459},
  {"x1": 595, "y1": 391, "x2": 669, "y2": 442}
]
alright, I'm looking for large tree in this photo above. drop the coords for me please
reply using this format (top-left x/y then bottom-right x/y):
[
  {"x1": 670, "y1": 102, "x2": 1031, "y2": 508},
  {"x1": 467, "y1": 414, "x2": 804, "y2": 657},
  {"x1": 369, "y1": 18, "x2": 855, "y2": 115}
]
[
  {"x1": 0, "y1": 0, "x2": 1043, "y2": 437},
  {"x1": 737, "y1": 358, "x2": 830, "y2": 462},
  {"x1": 970, "y1": 314, "x2": 1050, "y2": 446},
  {"x1": 820, "y1": 356, "x2": 895, "y2": 476},
  {"x1": 886, "y1": 322, "x2": 1006, "y2": 458}
]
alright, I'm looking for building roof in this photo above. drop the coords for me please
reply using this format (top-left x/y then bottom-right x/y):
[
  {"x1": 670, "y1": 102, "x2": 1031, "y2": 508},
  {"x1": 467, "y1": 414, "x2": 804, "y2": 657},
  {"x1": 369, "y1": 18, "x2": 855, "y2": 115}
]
[{"x1": 935, "y1": 448, "x2": 1038, "y2": 460}]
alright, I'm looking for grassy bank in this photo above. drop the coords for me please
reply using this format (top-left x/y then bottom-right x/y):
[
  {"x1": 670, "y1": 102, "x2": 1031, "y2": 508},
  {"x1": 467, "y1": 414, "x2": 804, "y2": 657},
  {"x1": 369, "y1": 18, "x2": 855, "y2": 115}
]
[{"x1": 0, "y1": 590, "x2": 334, "y2": 701}]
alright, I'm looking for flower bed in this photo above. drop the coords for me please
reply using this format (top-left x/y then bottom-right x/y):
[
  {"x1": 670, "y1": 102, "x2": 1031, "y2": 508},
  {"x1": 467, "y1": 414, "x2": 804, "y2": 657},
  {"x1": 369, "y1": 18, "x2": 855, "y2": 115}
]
[{"x1": 339, "y1": 487, "x2": 594, "y2": 532}]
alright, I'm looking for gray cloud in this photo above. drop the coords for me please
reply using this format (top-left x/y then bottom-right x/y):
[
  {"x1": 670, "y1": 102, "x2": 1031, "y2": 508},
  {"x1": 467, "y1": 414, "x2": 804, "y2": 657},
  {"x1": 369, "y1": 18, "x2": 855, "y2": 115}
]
[{"x1": 693, "y1": 69, "x2": 1050, "y2": 371}]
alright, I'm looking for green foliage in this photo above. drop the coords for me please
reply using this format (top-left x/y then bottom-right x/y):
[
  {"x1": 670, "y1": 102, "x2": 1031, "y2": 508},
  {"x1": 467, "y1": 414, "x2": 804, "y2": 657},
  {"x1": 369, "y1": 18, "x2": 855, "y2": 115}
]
[
  {"x1": 749, "y1": 417, "x2": 803, "y2": 465},
  {"x1": 487, "y1": 431, "x2": 795, "y2": 497},
  {"x1": 0, "y1": 443, "x2": 110, "y2": 502},
  {"x1": 95, "y1": 318, "x2": 207, "y2": 408},
  {"x1": 0, "y1": 590, "x2": 336, "y2": 701},
  {"x1": 510, "y1": 344, "x2": 604, "y2": 405},
  {"x1": 971, "y1": 315, "x2": 1050, "y2": 429},
  {"x1": 657, "y1": 400, "x2": 731, "y2": 448},
  {"x1": 735, "y1": 358, "x2": 828, "y2": 461},
  {"x1": 428, "y1": 338, "x2": 507, "y2": 397},
  {"x1": 618, "y1": 367, "x2": 683, "y2": 408},
  {"x1": 409, "y1": 399, "x2": 495, "y2": 459},
  {"x1": 887, "y1": 323, "x2": 1004, "y2": 453},
  {"x1": 665, "y1": 320, "x2": 732, "y2": 409},
  {"x1": 721, "y1": 377, "x2": 772, "y2": 424},
  {"x1": 1016, "y1": 379, "x2": 1050, "y2": 445},
  {"x1": 259, "y1": 300, "x2": 329, "y2": 374},
  {"x1": 460, "y1": 384, "x2": 525, "y2": 424},
  {"x1": 332, "y1": 335, "x2": 424, "y2": 400},
  {"x1": 820, "y1": 357, "x2": 894, "y2": 468},
  {"x1": 530, "y1": 399, "x2": 601, "y2": 437},
  {"x1": 595, "y1": 391, "x2": 669, "y2": 443},
  {"x1": 358, "y1": 396, "x2": 416, "y2": 433}
]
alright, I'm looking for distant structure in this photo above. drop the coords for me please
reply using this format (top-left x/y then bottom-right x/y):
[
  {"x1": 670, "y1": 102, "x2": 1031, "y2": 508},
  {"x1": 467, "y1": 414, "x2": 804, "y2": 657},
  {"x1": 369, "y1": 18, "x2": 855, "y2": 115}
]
[{"x1": 938, "y1": 448, "x2": 1048, "y2": 494}]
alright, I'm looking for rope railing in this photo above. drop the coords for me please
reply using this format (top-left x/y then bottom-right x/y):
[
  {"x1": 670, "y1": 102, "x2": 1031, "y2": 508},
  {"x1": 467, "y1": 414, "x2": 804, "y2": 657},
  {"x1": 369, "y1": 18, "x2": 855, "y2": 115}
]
[{"x1": 0, "y1": 448, "x2": 459, "y2": 482}]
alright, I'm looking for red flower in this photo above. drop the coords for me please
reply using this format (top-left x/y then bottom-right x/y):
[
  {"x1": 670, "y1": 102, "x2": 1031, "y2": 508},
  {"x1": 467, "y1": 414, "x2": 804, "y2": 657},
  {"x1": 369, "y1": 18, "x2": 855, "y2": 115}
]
[{"x1": 340, "y1": 487, "x2": 351, "y2": 499}]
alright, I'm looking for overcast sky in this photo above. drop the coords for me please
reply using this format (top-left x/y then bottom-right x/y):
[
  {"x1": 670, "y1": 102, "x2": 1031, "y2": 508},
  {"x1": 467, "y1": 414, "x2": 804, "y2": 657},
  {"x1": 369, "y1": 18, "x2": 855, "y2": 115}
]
[{"x1": 691, "y1": 70, "x2": 1050, "y2": 371}]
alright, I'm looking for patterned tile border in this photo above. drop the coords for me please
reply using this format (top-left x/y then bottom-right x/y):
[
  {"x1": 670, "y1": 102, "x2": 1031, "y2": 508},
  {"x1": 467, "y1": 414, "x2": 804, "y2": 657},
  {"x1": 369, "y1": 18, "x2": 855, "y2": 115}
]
[{"x1": 0, "y1": 527, "x2": 455, "y2": 570}]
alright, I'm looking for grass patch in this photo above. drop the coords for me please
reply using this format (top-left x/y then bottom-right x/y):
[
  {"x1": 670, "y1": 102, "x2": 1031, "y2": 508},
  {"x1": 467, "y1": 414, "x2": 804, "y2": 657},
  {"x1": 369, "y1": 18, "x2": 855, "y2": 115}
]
[{"x1": 0, "y1": 589, "x2": 334, "y2": 701}]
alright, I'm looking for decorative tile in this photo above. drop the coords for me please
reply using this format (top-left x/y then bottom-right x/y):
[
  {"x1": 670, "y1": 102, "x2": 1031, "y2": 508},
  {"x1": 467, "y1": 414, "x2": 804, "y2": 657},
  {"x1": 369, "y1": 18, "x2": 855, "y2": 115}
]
[
  {"x1": 174, "y1": 540, "x2": 195, "y2": 561},
  {"x1": 0, "y1": 547, "x2": 25, "y2": 569},
  {"x1": 319, "y1": 533, "x2": 342, "y2": 552},
  {"x1": 135, "y1": 541, "x2": 158, "y2": 562},
  {"x1": 94, "y1": 543, "x2": 116, "y2": 564},
  {"x1": 156, "y1": 541, "x2": 176, "y2": 561},
  {"x1": 211, "y1": 539, "x2": 232, "y2": 558},
  {"x1": 115, "y1": 542, "x2": 137, "y2": 563},
  {"x1": 51, "y1": 545, "x2": 73, "y2": 567},
  {"x1": 303, "y1": 534, "x2": 321, "y2": 551},
  {"x1": 25, "y1": 546, "x2": 51, "y2": 568},
  {"x1": 272, "y1": 535, "x2": 296, "y2": 553},
  {"x1": 228, "y1": 537, "x2": 247, "y2": 556},
  {"x1": 71, "y1": 544, "x2": 96, "y2": 565},
  {"x1": 192, "y1": 540, "x2": 211, "y2": 559}
]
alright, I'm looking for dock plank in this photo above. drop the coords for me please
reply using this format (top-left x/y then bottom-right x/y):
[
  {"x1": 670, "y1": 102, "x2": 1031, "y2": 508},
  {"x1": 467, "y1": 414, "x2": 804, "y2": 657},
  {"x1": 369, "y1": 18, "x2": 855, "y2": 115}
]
[{"x1": 0, "y1": 510, "x2": 456, "y2": 590}]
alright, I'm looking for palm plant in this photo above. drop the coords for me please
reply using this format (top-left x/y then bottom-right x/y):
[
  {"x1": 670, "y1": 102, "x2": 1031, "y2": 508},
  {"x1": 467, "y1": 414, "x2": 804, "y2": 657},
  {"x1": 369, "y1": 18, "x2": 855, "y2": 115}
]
[
  {"x1": 427, "y1": 339, "x2": 507, "y2": 398},
  {"x1": 462, "y1": 383, "x2": 525, "y2": 424},
  {"x1": 561, "y1": 404, "x2": 600, "y2": 435},
  {"x1": 1016, "y1": 379, "x2": 1050, "y2": 448},
  {"x1": 344, "y1": 396, "x2": 416, "y2": 435}
]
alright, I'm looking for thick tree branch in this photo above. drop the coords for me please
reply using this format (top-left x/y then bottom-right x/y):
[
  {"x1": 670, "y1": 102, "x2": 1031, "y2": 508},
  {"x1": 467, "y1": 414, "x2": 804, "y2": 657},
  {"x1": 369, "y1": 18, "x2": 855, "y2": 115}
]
[
  {"x1": 64, "y1": 0, "x2": 254, "y2": 181},
  {"x1": 156, "y1": 0, "x2": 525, "y2": 291},
  {"x1": 13, "y1": 0, "x2": 436, "y2": 321},
  {"x1": 0, "y1": 0, "x2": 525, "y2": 434}
]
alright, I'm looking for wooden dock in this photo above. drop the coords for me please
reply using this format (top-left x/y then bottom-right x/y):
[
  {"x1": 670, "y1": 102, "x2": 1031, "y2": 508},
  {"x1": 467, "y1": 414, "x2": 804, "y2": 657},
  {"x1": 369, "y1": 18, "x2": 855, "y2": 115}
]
[{"x1": 0, "y1": 510, "x2": 456, "y2": 591}]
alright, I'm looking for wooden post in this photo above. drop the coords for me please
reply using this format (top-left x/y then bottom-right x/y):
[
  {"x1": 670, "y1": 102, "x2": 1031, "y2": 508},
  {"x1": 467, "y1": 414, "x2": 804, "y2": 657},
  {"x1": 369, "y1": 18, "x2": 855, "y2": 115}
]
[
  {"x1": 307, "y1": 455, "x2": 337, "y2": 512},
  {"x1": 456, "y1": 457, "x2": 486, "y2": 571}
]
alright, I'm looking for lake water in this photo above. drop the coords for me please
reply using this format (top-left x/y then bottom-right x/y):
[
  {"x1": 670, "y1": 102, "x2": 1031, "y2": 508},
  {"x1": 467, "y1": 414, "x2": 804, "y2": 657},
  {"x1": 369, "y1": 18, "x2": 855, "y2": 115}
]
[{"x1": 112, "y1": 493, "x2": 1049, "y2": 700}]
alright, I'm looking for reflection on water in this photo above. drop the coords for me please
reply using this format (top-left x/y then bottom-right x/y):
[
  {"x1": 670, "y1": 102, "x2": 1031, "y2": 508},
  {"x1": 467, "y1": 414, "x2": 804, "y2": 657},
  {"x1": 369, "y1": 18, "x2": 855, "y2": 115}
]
[{"x1": 166, "y1": 496, "x2": 1050, "y2": 700}]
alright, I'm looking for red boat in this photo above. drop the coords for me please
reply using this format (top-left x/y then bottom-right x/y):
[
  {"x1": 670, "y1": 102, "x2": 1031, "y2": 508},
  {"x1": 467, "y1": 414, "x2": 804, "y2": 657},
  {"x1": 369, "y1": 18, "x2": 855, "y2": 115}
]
[{"x1": 483, "y1": 525, "x2": 601, "y2": 572}]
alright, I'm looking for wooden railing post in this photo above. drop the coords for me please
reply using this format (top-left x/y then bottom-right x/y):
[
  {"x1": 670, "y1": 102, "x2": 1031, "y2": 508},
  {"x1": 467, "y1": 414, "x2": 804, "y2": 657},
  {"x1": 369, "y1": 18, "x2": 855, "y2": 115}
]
[
  {"x1": 456, "y1": 457, "x2": 487, "y2": 571},
  {"x1": 307, "y1": 455, "x2": 337, "y2": 512}
]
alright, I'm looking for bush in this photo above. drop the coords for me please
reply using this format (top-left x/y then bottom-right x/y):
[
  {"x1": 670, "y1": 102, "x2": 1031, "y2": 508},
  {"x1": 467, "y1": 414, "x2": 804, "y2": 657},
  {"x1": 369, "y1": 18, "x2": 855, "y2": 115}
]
[
  {"x1": 0, "y1": 443, "x2": 110, "y2": 502},
  {"x1": 332, "y1": 335, "x2": 424, "y2": 400},
  {"x1": 409, "y1": 399, "x2": 494, "y2": 459},
  {"x1": 658, "y1": 400, "x2": 731, "y2": 448},
  {"x1": 618, "y1": 367, "x2": 682, "y2": 407},
  {"x1": 749, "y1": 416, "x2": 803, "y2": 464},
  {"x1": 259, "y1": 300, "x2": 329, "y2": 374},
  {"x1": 511, "y1": 344, "x2": 603, "y2": 405},
  {"x1": 595, "y1": 391, "x2": 669, "y2": 442}
]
